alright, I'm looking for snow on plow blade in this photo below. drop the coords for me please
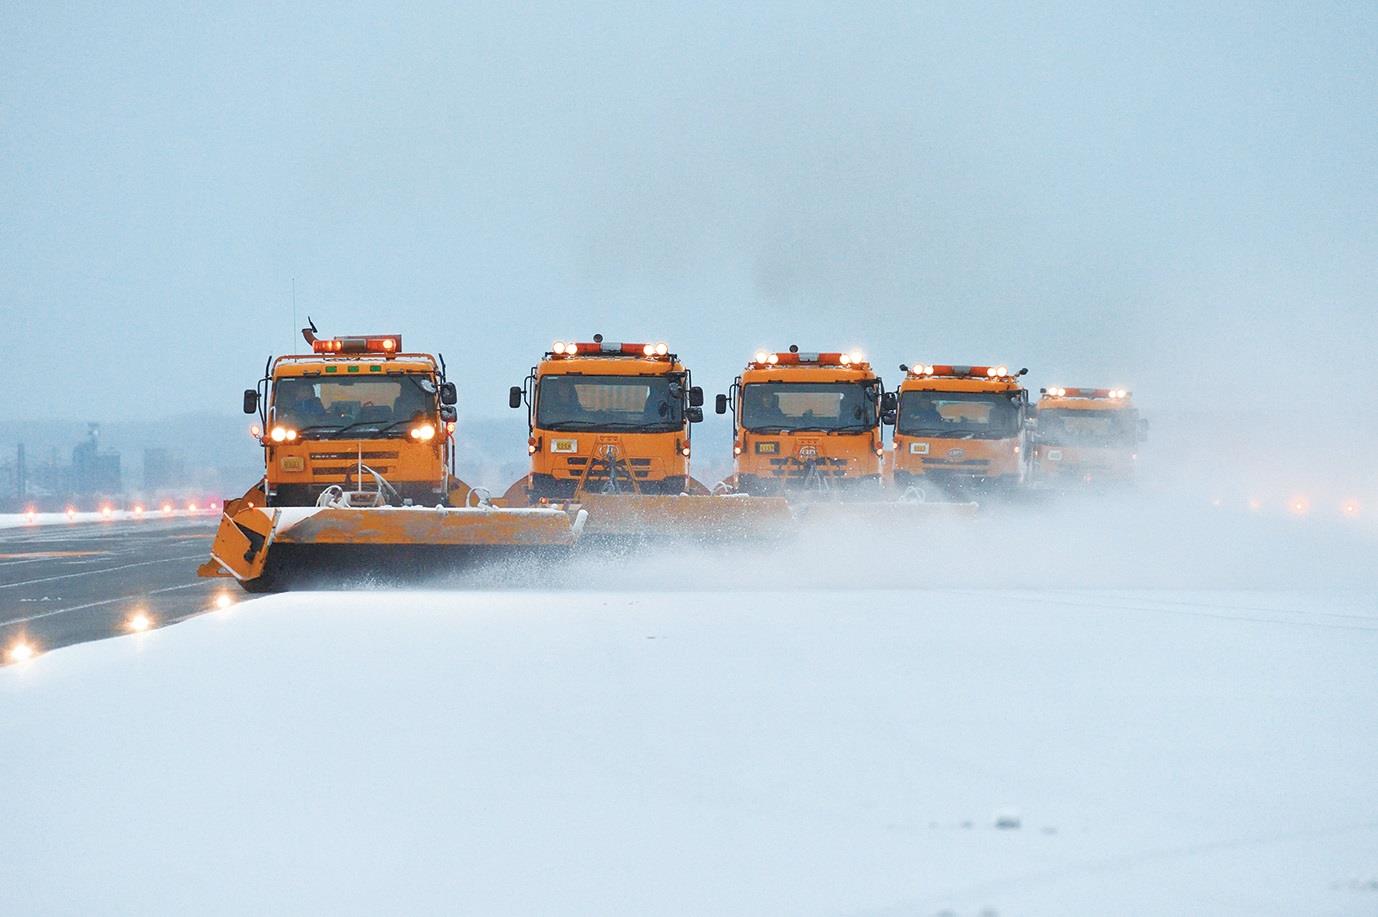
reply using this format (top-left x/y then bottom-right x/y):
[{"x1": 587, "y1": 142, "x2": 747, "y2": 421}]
[
  {"x1": 199, "y1": 504, "x2": 586, "y2": 591},
  {"x1": 575, "y1": 493, "x2": 795, "y2": 541}
]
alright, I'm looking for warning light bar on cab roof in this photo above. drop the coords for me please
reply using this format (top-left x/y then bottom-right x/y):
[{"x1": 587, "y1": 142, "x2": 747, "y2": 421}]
[
  {"x1": 311, "y1": 335, "x2": 402, "y2": 355},
  {"x1": 1042, "y1": 387, "x2": 1130, "y2": 399},
  {"x1": 749, "y1": 349, "x2": 868, "y2": 368},
  {"x1": 901, "y1": 363, "x2": 1026, "y2": 380},
  {"x1": 548, "y1": 340, "x2": 672, "y2": 359}
]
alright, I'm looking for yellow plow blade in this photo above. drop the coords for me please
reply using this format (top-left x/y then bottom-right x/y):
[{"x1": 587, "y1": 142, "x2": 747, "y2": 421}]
[
  {"x1": 575, "y1": 492, "x2": 794, "y2": 540},
  {"x1": 200, "y1": 503, "x2": 586, "y2": 591}
]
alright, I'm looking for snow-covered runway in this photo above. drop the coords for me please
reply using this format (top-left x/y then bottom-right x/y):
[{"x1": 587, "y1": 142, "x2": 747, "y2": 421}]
[{"x1": 3, "y1": 585, "x2": 1375, "y2": 915}]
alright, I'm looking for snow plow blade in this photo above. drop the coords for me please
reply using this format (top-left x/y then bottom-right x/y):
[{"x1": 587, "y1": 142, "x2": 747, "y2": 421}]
[
  {"x1": 574, "y1": 492, "x2": 794, "y2": 541},
  {"x1": 199, "y1": 503, "x2": 586, "y2": 591}
]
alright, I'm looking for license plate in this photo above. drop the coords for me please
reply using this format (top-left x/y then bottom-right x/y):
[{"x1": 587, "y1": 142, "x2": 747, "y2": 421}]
[
  {"x1": 280, "y1": 456, "x2": 305, "y2": 472},
  {"x1": 909, "y1": 442, "x2": 929, "y2": 455},
  {"x1": 755, "y1": 441, "x2": 779, "y2": 455},
  {"x1": 551, "y1": 438, "x2": 578, "y2": 453},
  {"x1": 1047, "y1": 449, "x2": 1062, "y2": 461}
]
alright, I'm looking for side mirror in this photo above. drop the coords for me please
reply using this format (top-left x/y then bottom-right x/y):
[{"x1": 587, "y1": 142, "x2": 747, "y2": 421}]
[
  {"x1": 686, "y1": 406, "x2": 704, "y2": 424},
  {"x1": 880, "y1": 392, "x2": 897, "y2": 413},
  {"x1": 715, "y1": 393, "x2": 728, "y2": 415},
  {"x1": 689, "y1": 386, "x2": 704, "y2": 408},
  {"x1": 440, "y1": 405, "x2": 457, "y2": 423},
  {"x1": 881, "y1": 410, "x2": 897, "y2": 426},
  {"x1": 242, "y1": 389, "x2": 259, "y2": 415},
  {"x1": 508, "y1": 386, "x2": 523, "y2": 409},
  {"x1": 440, "y1": 382, "x2": 458, "y2": 406}
]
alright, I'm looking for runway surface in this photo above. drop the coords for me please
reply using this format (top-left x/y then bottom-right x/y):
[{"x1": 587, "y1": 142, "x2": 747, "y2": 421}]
[{"x1": 0, "y1": 518, "x2": 226, "y2": 659}]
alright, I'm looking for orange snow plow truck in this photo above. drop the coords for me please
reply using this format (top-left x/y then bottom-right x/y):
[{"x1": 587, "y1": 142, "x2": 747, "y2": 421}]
[
  {"x1": 198, "y1": 323, "x2": 584, "y2": 591},
  {"x1": 890, "y1": 363, "x2": 1032, "y2": 498},
  {"x1": 715, "y1": 346, "x2": 892, "y2": 497},
  {"x1": 1032, "y1": 387, "x2": 1144, "y2": 485},
  {"x1": 502, "y1": 335, "x2": 789, "y2": 538}
]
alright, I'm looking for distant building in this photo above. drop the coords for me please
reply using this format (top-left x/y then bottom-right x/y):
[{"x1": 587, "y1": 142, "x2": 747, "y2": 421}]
[
  {"x1": 71, "y1": 424, "x2": 121, "y2": 496},
  {"x1": 0, "y1": 444, "x2": 22, "y2": 503},
  {"x1": 143, "y1": 447, "x2": 184, "y2": 491}
]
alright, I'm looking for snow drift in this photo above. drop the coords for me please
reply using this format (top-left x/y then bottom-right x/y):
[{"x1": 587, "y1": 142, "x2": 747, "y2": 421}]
[{"x1": 3, "y1": 576, "x2": 1377, "y2": 914}]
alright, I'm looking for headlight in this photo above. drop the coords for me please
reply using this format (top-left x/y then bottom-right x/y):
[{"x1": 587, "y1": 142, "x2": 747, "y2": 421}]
[
  {"x1": 410, "y1": 423, "x2": 437, "y2": 442},
  {"x1": 270, "y1": 426, "x2": 288, "y2": 442},
  {"x1": 6, "y1": 641, "x2": 36, "y2": 664}
]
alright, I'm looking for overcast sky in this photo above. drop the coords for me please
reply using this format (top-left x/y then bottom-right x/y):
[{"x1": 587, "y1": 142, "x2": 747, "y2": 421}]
[{"x1": 5, "y1": 1, "x2": 1376, "y2": 421}]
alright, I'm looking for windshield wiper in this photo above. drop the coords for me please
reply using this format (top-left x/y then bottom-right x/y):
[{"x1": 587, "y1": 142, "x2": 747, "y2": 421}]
[
  {"x1": 942, "y1": 430, "x2": 1019, "y2": 440},
  {"x1": 547, "y1": 420, "x2": 675, "y2": 431},
  {"x1": 744, "y1": 424, "x2": 869, "y2": 433},
  {"x1": 325, "y1": 419, "x2": 412, "y2": 437}
]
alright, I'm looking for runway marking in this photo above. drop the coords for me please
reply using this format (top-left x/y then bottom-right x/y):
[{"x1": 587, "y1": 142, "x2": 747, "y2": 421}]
[
  {"x1": 0, "y1": 581, "x2": 215, "y2": 627},
  {"x1": 0, "y1": 557, "x2": 84, "y2": 570},
  {"x1": 0, "y1": 551, "x2": 109, "y2": 559},
  {"x1": 0, "y1": 554, "x2": 207, "y2": 590}
]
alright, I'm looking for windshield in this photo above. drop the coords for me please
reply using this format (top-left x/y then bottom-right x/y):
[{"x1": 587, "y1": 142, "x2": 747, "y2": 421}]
[
  {"x1": 897, "y1": 390, "x2": 1022, "y2": 438},
  {"x1": 271, "y1": 374, "x2": 437, "y2": 436},
  {"x1": 740, "y1": 382, "x2": 877, "y2": 432},
  {"x1": 536, "y1": 375, "x2": 683, "y2": 432},
  {"x1": 1037, "y1": 408, "x2": 1136, "y2": 446}
]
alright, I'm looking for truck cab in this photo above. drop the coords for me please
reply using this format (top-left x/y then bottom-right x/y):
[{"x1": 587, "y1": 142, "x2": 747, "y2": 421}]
[
  {"x1": 1033, "y1": 387, "x2": 1142, "y2": 485},
  {"x1": 891, "y1": 363, "x2": 1030, "y2": 494},
  {"x1": 716, "y1": 347, "x2": 889, "y2": 496},
  {"x1": 508, "y1": 335, "x2": 705, "y2": 501},
  {"x1": 242, "y1": 330, "x2": 460, "y2": 507}
]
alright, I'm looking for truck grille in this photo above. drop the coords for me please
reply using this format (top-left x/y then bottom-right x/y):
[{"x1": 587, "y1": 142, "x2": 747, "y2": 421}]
[
  {"x1": 562, "y1": 457, "x2": 653, "y2": 480},
  {"x1": 308, "y1": 451, "x2": 400, "y2": 461},
  {"x1": 766, "y1": 457, "x2": 849, "y2": 477},
  {"x1": 922, "y1": 458, "x2": 989, "y2": 468},
  {"x1": 311, "y1": 465, "x2": 396, "y2": 477}
]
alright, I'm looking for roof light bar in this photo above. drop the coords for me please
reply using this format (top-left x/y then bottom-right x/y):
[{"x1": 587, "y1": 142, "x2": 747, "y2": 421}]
[
  {"x1": 312, "y1": 335, "x2": 402, "y2": 355},
  {"x1": 550, "y1": 340, "x2": 672, "y2": 359},
  {"x1": 749, "y1": 351, "x2": 869, "y2": 368},
  {"x1": 905, "y1": 363, "x2": 1012, "y2": 379},
  {"x1": 1042, "y1": 387, "x2": 1132, "y2": 400}
]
